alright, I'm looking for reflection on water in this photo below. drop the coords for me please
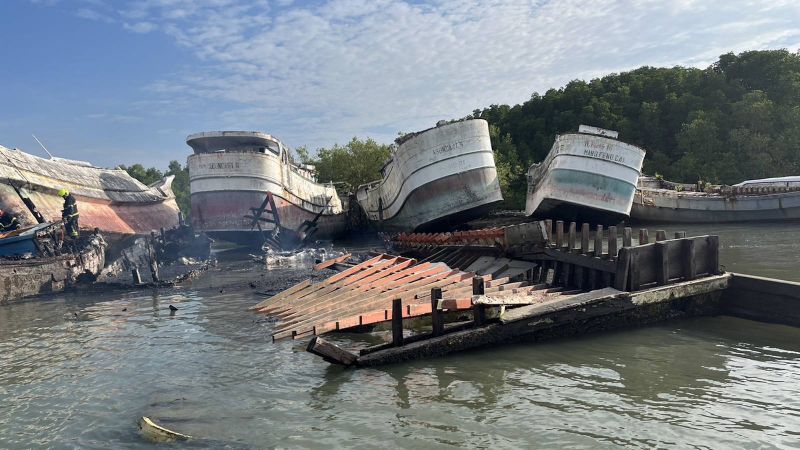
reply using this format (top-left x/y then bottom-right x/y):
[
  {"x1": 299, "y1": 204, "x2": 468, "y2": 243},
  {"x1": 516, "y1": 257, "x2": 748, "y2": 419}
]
[{"x1": 2, "y1": 223, "x2": 800, "y2": 448}]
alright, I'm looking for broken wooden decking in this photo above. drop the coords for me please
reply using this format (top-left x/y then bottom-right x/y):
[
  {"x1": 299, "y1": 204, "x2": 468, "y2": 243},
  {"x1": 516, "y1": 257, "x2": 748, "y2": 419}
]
[
  {"x1": 309, "y1": 274, "x2": 730, "y2": 367},
  {"x1": 248, "y1": 220, "x2": 753, "y2": 366},
  {"x1": 250, "y1": 253, "x2": 538, "y2": 341}
]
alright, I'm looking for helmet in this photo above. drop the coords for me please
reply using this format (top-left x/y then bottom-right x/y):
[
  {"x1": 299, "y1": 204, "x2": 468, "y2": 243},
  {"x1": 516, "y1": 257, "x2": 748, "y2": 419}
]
[{"x1": 58, "y1": 189, "x2": 69, "y2": 197}]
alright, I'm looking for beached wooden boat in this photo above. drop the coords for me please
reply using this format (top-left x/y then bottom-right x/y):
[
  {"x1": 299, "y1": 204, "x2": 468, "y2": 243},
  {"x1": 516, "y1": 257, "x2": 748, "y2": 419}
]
[
  {"x1": 355, "y1": 119, "x2": 503, "y2": 231},
  {"x1": 0, "y1": 223, "x2": 106, "y2": 303},
  {"x1": 526, "y1": 125, "x2": 646, "y2": 223},
  {"x1": 631, "y1": 176, "x2": 800, "y2": 223},
  {"x1": 187, "y1": 131, "x2": 346, "y2": 248},
  {"x1": 0, "y1": 145, "x2": 180, "y2": 244}
]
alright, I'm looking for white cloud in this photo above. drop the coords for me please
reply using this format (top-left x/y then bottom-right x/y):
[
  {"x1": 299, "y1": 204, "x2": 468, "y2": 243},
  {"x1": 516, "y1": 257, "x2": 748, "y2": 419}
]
[
  {"x1": 124, "y1": 21, "x2": 157, "y2": 33},
  {"x1": 72, "y1": 0, "x2": 800, "y2": 150}
]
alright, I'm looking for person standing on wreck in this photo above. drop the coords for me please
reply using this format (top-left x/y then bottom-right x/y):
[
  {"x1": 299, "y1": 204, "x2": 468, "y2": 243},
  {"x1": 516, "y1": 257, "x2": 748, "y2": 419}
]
[
  {"x1": 58, "y1": 189, "x2": 79, "y2": 237},
  {"x1": 0, "y1": 209, "x2": 20, "y2": 232}
]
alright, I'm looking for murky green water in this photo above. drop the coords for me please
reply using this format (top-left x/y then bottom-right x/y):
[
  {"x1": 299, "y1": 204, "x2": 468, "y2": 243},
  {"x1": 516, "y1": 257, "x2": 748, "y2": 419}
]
[{"x1": 2, "y1": 223, "x2": 800, "y2": 448}]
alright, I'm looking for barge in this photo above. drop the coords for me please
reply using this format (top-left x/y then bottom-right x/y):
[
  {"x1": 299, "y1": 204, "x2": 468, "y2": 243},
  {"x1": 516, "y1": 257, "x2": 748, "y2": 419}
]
[
  {"x1": 631, "y1": 176, "x2": 800, "y2": 223},
  {"x1": 526, "y1": 125, "x2": 646, "y2": 223},
  {"x1": 0, "y1": 145, "x2": 180, "y2": 245},
  {"x1": 355, "y1": 119, "x2": 503, "y2": 231},
  {"x1": 187, "y1": 131, "x2": 346, "y2": 248}
]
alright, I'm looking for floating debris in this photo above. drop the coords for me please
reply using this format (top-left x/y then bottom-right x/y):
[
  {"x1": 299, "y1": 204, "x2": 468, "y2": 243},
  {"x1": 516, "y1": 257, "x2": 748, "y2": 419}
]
[{"x1": 137, "y1": 416, "x2": 190, "y2": 443}]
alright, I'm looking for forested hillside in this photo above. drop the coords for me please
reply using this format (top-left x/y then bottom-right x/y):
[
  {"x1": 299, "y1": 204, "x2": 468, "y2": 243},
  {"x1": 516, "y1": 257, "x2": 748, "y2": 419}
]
[{"x1": 476, "y1": 49, "x2": 800, "y2": 207}]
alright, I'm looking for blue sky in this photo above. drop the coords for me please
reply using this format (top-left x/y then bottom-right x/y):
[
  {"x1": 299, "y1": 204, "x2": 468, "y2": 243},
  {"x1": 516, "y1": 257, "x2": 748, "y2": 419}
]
[{"x1": 1, "y1": 0, "x2": 799, "y2": 169}]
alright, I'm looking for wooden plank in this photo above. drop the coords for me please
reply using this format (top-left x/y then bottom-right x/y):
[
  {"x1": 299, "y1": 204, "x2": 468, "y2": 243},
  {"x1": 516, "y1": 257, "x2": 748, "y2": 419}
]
[
  {"x1": 638, "y1": 228, "x2": 649, "y2": 245},
  {"x1": 655, "y1": 230, "x2": 667, "y2": 242},
  {"x1": 541, "y1": 248, "x2": 617, "y2": 272},
  {"x1": 250, "y1": 279, "x2": 311, "y2": 310},
  {"x1": 608, "y1": 226, "x2": 618, "y2": 259},
  {"x1": 500, "y1": 287, "x2": 623, "y2": 323},
  {"x1": 392, "y1": 299, "x2": 404, "y2": 346},
  {"x1": 707, "y1": 235, "x2": 720, "y2": 275},
  {"x1": 655, "y1": 242, "x2": 669, "y2": 286},
  {"x1": 545, "y1": 219, "x2": 553, "y2": 246},
  {"x1": 623, "y1": 227, "x2": 632, "y2": 247},
  {"x1": 674, "y1": 231, "x2": 686, "y2": 239},
  {"x1": 614, "y1": 247, "x2": 631, "y2": 291},
  {"x1": 306, "y1": 336, "x2": 358, "y2": 366},
  {"x1": 568, "y1": 222, "x2": 577, "y2": 252},
  {"x1": 682, "y1": 239, "x2": 696, "y2": 281},
  {"x1": 581, "y1": 223, "x2": 590, "y2": 254},
  {"x1": 313, "y1": 253, "x2": 352, "y2": 271},
  {"x1": 556, "y1": 220, "x2": 564, "y2": 249},
  {"x1": 594, "y1": 225, "x2": 603, "y2": 257},
  {"x1": 629, "y1": 249, "x2": 641, "y2": 291}
]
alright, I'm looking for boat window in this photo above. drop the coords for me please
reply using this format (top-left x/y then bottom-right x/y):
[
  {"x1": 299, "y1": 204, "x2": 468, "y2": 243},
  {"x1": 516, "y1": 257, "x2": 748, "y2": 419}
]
[{"x1": 265, "y1": 142, "x2": 281, "y2": 155}]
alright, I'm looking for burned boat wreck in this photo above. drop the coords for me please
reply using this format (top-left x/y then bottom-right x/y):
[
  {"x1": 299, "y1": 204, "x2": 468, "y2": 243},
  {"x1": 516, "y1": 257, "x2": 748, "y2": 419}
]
[
  {"x1": 355, "y1": 119, "x2": 503, "y2": 232},
  {"x1": 187, "y1": 131, "x2": 346, "y2": 249},
  {"x1": 0, "y1": 145, "x2": 180, "y2": 246},
  {"x1": 0, "y1": 222, "x2": 106, "y2": 303},
  {"x1": 526, "y1": 125, "x2": 646, "y2": 223}
]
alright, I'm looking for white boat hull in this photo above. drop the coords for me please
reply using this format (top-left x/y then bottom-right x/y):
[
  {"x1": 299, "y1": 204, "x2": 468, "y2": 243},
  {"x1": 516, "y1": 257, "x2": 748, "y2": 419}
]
[
  {"x1": 526, "y1": 133, "x2": 645, "y2": 221},
  {"x1": 188, "y1": 149, "x2": 345, "y2": 245},
  {"x1": 356, "y1": 119, "x2": 502, "y2": 231}
]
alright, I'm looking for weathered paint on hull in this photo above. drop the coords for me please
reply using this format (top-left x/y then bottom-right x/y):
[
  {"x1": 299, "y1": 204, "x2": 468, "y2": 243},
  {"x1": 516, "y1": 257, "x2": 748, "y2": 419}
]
[
  {"x1": 631, "y1": 188, "x2": 800, "y2": 223},
  {"x1": 378, "y1": 168, "x2": 503, "y2": 231},
  {"x1": 356, "y1": 119, "x2": 503, "y2": 231},
  {"x1": 526, "y1": 133, "x2": 645, "y2": 222},
  {"x1": 187, "y1": 146, "x2": 345, "y2": 247},
  {"x1": 191, "y1": 191, "x2": 346, "y2": 242},
  {"x1": 0, "y1": 146, "x2": 180, "y2": 238}
]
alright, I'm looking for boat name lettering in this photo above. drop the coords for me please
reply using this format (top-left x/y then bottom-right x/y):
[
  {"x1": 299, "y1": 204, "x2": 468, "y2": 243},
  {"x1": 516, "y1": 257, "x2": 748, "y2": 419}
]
[
  {"x1": 583, "y1": 149, "x2": 625, "y2": 164},
  {"x1": 200, "y1": 162, "x2": 240, "y2": 169},
  {"x1": 434, "y1": 140, "x2": 464, "y2": 155}
]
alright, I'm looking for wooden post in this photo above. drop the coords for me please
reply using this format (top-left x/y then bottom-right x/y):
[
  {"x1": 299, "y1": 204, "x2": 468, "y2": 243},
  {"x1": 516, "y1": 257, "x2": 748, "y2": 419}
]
[
  {"x1": 707, "y1": 235, "x2": 720, "y2": 275},
  {"x1": 655, "y1": 241, "x2": 669, "y2": 285},
  {"x1": 655, "y1": 230, "x2": 667, "y2": 242},
  {"x1": 472, "y1": 276, "x2": 486, "y2": 326},
  {"x1": 639, "y1": 228, "x2": 649, "y2": 245},
  {"x1": 674, "y1": 231, "x2": 686, "y2": 239},
  {"x1": 629, "y1": 250, "x2": 641, "y2": 291},
  {"x1": 545, "y1": 219, "x2": 553, "y2": 247},
  {"x1": 581, "y1": 223, "x2": 590, "y2": 254},
  {"x1": 613, "y1": 247, "x2": 631, "y2": 291},
  {"x1": 682, "y1": 239, "x2": 696, "y2": 281},
  {"x1": 568, "y1": 222, "x2": 577, "y2": 252},
  {"x1": 608, "y1": 226, "x2": 618, "y2": 259},
  {"x1": 392, "y1": 298, "x2": 404, "y2": 346},
  {"x1": 594, "y1": 225, "x2": 603, "y2": 257},
  {"x1": 556, "y1": 220, "x2": 564, "y2": 249},
  {"x1": 430, "y1": 287, "x2": 444, "y2": 336},
  {"x1": 623, "y1": 227, "x2": 632, "y2": 247}
]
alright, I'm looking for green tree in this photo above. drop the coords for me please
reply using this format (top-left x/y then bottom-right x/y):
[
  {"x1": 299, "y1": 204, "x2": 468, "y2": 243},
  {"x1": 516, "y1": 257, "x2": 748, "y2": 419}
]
[{"x1": 307, "y1": 137, "x2": 391, "y2": 192}]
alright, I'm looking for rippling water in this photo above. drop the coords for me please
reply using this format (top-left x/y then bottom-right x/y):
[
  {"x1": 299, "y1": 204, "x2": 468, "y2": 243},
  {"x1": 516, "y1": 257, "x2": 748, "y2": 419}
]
[{"x1": 2, "y1": 223, "x2": 800, "y2": 448}]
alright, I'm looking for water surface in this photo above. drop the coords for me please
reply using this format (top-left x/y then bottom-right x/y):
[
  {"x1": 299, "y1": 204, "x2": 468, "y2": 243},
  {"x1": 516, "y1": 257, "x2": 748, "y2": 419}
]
[{"x1": 1, "y1": 222, "x2": 799, "y2": 448}]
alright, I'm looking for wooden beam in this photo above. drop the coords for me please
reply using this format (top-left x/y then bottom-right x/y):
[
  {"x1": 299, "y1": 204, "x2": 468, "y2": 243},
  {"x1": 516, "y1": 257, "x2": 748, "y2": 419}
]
[
  {"x1": 306, "y1": 336, "x2": 358, "y2": 366},
  {"x1": 431, "y1": 287, "x2": 444, "y2": 336},
  {"x1": 392, "y1": 299, "x2": 404, "y2": 346}
]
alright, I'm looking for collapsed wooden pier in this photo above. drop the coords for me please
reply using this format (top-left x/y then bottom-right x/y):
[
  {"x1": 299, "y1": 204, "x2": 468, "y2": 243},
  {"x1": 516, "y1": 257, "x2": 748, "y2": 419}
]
[{"x1": 251, "y1": 220, "x2": 800, "y2": 367}]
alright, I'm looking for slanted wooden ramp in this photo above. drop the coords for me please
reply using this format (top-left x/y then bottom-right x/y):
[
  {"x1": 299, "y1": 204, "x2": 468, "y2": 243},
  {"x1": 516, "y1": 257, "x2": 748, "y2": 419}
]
[{"x1": 250, "y1": 253, "x2": 536, "y2": 341}]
